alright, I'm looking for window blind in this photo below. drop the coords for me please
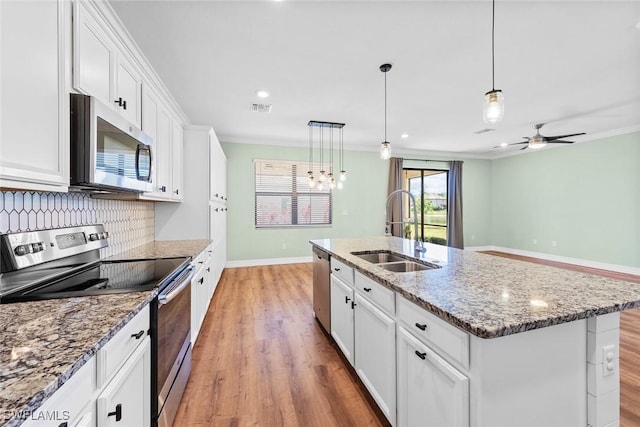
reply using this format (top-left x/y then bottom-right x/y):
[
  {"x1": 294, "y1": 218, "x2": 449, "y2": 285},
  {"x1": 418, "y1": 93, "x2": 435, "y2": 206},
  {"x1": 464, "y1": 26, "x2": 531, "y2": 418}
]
[{"x1": 255, "y1": 160, "x2": 332, "y2": 227}]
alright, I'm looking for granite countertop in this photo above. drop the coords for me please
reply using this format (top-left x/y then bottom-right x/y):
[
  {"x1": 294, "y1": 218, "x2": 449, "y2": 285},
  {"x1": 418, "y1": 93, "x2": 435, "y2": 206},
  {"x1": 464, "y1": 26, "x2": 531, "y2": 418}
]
[
  {"x1": 310, "y1": 236, "x2": 640, "y2": 339},
  {"x1": 0, "y1": 292, "x2": 154, "y2": 427},
  {"x1": 0, "y1": 239, "x2": 212, "y2": 427},
  {"x1": 106, "y1": 239, "x2": 211, "y2": 261}
]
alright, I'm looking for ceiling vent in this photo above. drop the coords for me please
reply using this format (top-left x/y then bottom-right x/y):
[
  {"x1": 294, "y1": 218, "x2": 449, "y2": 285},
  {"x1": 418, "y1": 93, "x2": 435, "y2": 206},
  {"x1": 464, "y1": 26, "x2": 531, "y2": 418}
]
[
  {"x1": 250, "y1": 103, "x2": 272, "y2": 113},
  {"x1": 474, "y1": 128, "x2": 496, "y2": 135}
]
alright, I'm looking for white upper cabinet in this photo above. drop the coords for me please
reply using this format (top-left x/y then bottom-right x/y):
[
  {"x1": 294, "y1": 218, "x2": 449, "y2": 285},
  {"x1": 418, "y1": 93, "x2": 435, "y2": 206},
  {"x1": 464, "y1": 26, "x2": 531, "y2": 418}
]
[
  {"x1": 73, "y1": 1, "x2": 114, "y2": 107},
  {"x1": 141, "y1": 85, "x2": 171, "y2": 200},
  {"x1": 116, "y1": 55, "x2": 142, "y2": 127},
  {"x1": 0, "y1": 0, "x2": 70, "y2": 192},
  {"x1": 171, "y1": 120, "x2": 184, "y2": 201},
  {"x1": 73, "y1": 1, "x2": 142, "y2": 128}
]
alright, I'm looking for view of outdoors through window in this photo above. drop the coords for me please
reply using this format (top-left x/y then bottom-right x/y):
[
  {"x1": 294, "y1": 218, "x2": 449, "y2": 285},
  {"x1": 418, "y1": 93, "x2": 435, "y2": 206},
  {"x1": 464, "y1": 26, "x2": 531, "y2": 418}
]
[{"x1": 405, "y1": 169, "x2": 447, "y2": 245}]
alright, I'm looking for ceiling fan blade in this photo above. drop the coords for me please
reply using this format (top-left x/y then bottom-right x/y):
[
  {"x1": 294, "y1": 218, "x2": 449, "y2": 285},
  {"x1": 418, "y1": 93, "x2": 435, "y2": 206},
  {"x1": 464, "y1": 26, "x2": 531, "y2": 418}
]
[
  {"x1": 520, "y1": 146, "x2": 528, "y2": 150},
  {"x1": 548, "y1": 140, "x2": 574, "y2": 144},
  {"x1": 507, "y1": 141, "x2": 529, "y2": 146},
  {"x1": 544, "y1": 132, "x2": 586, "y2": 142}
]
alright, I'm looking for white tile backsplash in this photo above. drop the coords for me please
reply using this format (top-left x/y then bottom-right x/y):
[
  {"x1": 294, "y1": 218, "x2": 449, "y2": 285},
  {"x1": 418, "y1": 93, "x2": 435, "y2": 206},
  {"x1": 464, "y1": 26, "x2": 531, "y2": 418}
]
[{"x1": 0, "y1": 191, "x2": 154, "y2": 258}]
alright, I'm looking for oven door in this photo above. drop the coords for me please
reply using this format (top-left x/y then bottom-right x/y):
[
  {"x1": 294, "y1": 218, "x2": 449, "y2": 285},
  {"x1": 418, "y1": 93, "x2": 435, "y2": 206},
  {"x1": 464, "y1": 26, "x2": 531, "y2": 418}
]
[{"x1": 156, "y1": 265, "x2": 194, "y2": 427}]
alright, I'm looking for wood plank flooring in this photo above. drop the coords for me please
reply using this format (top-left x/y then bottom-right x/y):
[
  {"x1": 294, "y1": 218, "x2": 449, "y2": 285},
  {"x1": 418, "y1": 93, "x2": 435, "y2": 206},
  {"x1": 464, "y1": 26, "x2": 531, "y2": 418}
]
[
  {"x1": 480, "y1": 251, "x2": 640, "y2": 427},
  {"x1": 175, "y1": 256, "x2": 640, "y2": 427},
  {"x1": 174, "y1": 264, "x2": 384, "y2": 427}
]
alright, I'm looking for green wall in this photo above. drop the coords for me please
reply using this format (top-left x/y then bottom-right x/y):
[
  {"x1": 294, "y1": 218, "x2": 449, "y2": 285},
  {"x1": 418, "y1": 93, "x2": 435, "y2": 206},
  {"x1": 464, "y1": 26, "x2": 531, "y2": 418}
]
[
  {"x1": 221, "y1": 142, "x2": 492, "y2": 262},
  {"x1": 491, "y1": 131, "x2": 640, "y2": 267},
  {"x1": 223, "y1": 131, "x2": 639, "y2": 268}
]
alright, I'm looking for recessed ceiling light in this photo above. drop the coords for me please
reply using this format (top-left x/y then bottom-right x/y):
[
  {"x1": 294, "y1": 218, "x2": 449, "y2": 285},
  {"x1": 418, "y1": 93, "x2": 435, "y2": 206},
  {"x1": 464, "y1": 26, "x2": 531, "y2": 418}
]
[
  {"x1": 635, "y1": 20, "x2": 640, "y2": 30},
  {"x1": 256, "y1": 90, "x2": 270, "y2": 98},
  {"x1": 401, "y1": 133, "x2": 409, "y2": 139},
  {"x1": 500, "y1": 142, "x2": 508, "y2": 147}
]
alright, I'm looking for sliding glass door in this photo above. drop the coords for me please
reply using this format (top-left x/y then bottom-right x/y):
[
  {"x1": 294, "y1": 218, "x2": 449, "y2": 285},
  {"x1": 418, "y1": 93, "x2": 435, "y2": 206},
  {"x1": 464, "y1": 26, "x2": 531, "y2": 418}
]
[{"x1": 404, "y1": 168, "x2": 448, "y2": 245}]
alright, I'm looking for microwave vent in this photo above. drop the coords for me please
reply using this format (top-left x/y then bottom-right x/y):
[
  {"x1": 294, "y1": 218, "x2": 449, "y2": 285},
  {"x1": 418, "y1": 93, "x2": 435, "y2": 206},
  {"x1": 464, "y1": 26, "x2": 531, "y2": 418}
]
[{"x1": 250, "y1": 103, "x2": 272, "y2": 113}]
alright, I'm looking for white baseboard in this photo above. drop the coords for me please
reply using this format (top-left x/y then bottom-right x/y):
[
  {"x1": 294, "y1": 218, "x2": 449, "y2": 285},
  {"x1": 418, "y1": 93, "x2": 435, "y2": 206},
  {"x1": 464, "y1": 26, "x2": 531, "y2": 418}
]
[
  {"x1": 225, "y1": 256, "x2": 312, "y2": 268},
  {"x1": 466, "y1": 245, "x2": 640, "y2": 276}
]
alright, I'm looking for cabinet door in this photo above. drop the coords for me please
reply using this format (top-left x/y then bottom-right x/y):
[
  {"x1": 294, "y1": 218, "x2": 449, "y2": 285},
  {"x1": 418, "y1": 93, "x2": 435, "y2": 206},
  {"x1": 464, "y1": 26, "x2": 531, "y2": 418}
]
[
  {"x1": 354, "y1": 294, "x2": 396, "y2": 425},
  {"x1": 171, "y1": 121, "x2": 184, "y2": 201},
  {"x1": 330, "y1": 275, "x2": 355, "y2": 365},
  {"x1": 141, "y1": 87, "x2": 171, "y2": 200},
  {"x1": 115, "y1": 56, "x2": 141, "y2": 127},
  {"x1": 97, "y1": 337, "x2": 151, "y2": 427},
  {"x1": 0, "y1": 0, "x2": 69, "y2": 191},
  {"x1": 397, "y1": 326, "x2": 469, "y2": 427},
  {"x1": 73, "y1": 1, "x2": 115, "y2": 108}
]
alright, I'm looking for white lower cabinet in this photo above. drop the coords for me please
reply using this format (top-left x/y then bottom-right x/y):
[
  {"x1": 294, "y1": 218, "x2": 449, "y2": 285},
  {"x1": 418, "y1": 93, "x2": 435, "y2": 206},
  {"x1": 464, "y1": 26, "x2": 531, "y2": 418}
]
[
  {"x1": 330, "y1": 275, "x2": 355, "y2": 365},
  {"x1": 97, "y1": 336, "x2": 151, "y2": 427},
  {"x1": 191, "y1": 244, "x2": 215, "y2": 345},
  {"x1": 21, "y1": 306, "x2": 151, "y2": 426},
  {"x1": 397, "y1": 326, "x2": 469, "y2": 427},
  {"x1": 354, "y1": 294, "x2": 396, "y2": 426}
]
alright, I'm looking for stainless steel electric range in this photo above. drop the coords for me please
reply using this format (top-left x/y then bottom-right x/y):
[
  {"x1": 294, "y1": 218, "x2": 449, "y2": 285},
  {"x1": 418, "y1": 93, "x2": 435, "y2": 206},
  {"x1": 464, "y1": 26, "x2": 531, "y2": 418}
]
[{"x1": 0, "y1": 225, "x2": 194, "y2": 427}]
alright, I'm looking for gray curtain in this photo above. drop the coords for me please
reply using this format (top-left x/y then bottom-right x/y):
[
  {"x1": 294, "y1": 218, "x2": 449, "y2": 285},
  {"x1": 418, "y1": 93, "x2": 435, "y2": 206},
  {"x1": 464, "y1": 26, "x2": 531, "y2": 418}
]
[
  {"x1": 447, "y1": 161, "x2": 464, "y2": 248},
  {"x1": 387, "y1": 157, "x2": 403, "y2": 237}
]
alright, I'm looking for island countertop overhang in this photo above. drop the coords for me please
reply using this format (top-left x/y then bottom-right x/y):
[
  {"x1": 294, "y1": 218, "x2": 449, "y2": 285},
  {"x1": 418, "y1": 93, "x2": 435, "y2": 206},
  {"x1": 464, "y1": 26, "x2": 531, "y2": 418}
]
[{"x1": 310, "y1": 236, "x2": 640, "y2": 338}]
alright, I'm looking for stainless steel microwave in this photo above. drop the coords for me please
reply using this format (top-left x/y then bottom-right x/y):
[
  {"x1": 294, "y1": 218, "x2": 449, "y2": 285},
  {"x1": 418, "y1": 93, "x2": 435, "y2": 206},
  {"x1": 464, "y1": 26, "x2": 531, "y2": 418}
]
[{"x1": 70, "y1": 94, "x2": 153, "y2": 193}]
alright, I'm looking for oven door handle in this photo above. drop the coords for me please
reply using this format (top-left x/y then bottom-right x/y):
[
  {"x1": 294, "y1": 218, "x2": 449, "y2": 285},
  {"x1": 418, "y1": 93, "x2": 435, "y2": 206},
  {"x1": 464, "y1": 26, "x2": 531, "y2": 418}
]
[{"x1": 158, "y1": 266, "x2": 195, "y2": 305}]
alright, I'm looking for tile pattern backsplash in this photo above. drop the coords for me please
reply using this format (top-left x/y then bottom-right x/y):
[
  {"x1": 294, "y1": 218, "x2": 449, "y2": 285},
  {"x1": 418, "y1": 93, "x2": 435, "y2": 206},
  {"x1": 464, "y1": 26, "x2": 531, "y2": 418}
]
[{"x1": 0, "y1": 191, "x2": 154, "y2": 258}]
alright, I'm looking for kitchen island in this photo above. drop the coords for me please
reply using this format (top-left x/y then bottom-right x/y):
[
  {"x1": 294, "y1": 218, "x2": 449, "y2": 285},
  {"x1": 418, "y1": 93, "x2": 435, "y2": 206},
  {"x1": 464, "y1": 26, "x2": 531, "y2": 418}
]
[{"x1": 311, "y1": 236, "x2": 640, "y2": 427}]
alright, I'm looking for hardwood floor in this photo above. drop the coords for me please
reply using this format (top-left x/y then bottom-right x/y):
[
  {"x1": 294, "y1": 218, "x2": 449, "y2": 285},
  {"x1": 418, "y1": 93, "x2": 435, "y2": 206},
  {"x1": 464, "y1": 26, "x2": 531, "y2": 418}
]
[
  {"x1": 175, "y1": 255, "x2": 640, "y2": 426},
  {"x1": 174, "y1": 264, "x2": 384, "y2": 427},
  {"x1": 481, "y1": 251, "x2": 640, "y2": 427}
]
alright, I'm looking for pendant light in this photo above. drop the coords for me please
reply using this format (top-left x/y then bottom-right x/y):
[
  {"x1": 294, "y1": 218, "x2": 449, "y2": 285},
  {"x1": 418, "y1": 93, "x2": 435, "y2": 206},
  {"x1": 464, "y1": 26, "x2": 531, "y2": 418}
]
[
  {"x1": 307, "y1": 121, "x2": 346, "y2": 190},
  {"x1": 379, "y1": 63, "x2": 392, "y2": 160},
  {"x1": 483, "y1": 0, "x2": 504, "y2": 124}
]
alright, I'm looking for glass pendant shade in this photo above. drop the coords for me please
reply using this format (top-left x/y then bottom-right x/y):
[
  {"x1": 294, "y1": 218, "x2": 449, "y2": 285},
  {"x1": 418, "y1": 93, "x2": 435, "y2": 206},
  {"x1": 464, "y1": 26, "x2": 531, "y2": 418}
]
[
  {"x1": 337, "y1": 181, "x2": 344, "y2": 190},
  {"x1": 380, "y1": 141, "x2": 391, "y2": 160},
  {"x1": 483, "y1": 89, "x2": 504, "y2": 124},
  {"x1": 308, "y1": 176, "x2": 315, "y2": 188},
  {"x1": 316, "y1": 180, "x2": 324, "y2": 191},
  {"x1": 339, "y1": 170, "x2": 346, "y2": 182}
]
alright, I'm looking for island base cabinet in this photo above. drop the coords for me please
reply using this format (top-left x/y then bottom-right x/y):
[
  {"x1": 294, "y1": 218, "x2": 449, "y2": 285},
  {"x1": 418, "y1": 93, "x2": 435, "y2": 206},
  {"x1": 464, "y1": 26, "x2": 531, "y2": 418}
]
[
  {"x1": 354, "y1": 294, "x2": 396, "y2": 426},
  {"x1": 97, "y1": 336, "x2": 151, "y2": 427},
  {"x1": 330, "y1": 275, "x2": 355, "y2": 365},
  {"x1": 397, "y1": 326, "x2": 469, "y2": 427}
]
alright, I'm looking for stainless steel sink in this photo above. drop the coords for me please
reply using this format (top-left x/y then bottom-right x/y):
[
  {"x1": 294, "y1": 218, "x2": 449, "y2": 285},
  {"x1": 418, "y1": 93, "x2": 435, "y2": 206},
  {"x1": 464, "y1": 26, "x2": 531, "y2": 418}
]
[
  {"x1": 351, "y1": 250, "x2": 441, "y2": 273},
  {"x1": 352, "y1": 251, "x2": 406, "y2": 264},
  {"x1": 378, "y1": 261, "x2": 439, "y2": 272}
]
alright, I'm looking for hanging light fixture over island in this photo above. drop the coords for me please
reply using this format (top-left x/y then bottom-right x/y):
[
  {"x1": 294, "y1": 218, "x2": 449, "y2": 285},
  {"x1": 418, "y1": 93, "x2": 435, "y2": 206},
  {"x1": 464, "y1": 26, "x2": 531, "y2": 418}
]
[{"x1": 307, "y1": 120, "x2": 346, "y2": 190}]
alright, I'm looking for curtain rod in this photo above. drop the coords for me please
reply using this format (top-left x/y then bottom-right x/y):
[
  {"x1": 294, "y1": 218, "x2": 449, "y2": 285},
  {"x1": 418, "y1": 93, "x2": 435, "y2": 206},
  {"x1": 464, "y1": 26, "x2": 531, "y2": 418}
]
[{"x1": 400, "y1": 157, "x2": 464, "y2": 163}]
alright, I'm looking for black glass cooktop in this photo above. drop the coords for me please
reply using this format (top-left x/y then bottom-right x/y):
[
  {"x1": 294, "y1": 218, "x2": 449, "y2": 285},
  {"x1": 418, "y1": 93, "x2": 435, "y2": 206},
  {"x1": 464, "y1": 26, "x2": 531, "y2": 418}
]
[{"x1": 0, "y1": 257, "x2": 190, "y2": 304}]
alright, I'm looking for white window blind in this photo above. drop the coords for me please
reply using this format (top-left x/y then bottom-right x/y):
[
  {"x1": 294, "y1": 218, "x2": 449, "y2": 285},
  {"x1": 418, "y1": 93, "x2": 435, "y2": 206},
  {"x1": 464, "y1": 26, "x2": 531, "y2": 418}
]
[{"x1": 254, "y1": 160, "x2": 332, "y2": 227}]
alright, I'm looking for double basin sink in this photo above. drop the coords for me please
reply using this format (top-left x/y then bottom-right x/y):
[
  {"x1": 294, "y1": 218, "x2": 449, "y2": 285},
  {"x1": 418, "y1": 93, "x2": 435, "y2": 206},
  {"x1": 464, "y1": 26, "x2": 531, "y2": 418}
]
[{"x1": 351, "y1": 250, "x2": 441, "y2": 273}]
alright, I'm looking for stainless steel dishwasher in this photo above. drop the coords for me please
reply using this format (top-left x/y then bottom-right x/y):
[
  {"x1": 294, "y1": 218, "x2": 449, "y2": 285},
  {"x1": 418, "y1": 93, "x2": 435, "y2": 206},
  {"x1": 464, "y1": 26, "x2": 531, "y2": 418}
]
[{"x1": 312, "y1": 247, "x2": 331, "y2": 333}]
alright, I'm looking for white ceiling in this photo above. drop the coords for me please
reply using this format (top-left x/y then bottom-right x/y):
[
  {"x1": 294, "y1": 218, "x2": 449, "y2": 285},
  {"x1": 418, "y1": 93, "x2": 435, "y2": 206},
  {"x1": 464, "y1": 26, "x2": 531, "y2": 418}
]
[{"x1": 110, "y1": 0, "x2": 640, "y2": 159}]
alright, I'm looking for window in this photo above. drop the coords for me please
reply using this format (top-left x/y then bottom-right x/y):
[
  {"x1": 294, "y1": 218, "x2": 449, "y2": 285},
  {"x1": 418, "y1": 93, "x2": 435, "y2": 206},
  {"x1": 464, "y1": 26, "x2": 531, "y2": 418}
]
[
  {"x1": 404, "y1": 168, "x2": 448, "y2": 245},
  {"x1": 255, "y1": 160, "x2": 332, "y2": 227}
]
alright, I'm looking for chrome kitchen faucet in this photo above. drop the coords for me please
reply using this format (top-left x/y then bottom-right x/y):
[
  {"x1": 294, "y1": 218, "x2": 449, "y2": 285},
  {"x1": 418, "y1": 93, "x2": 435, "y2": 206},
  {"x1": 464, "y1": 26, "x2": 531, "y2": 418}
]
[{"x1": 385, "y1": 189, "x2": 426, "y2": 255}]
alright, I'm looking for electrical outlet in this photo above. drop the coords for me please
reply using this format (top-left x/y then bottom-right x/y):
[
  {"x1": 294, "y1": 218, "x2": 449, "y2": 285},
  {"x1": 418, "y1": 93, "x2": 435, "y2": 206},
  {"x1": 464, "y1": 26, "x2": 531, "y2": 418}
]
[
  {"x1": 281, "y1": 242, "x2": 287, "y2": 249},
  {"x1": 532, "y1": 239, "x2": 537, "y2": 245},
  {"x1": 602, "y1": 345, "x2": 616, "y2": 377},
  {"x1": 552, "y1": 241, "x2": 557, "y2": 247},
  {"x1": 342, "y1": 210, "x2": 348, "y2": 216},
  {"x1": 471, "y1": 234, "x2": 476, "y2": 240}
]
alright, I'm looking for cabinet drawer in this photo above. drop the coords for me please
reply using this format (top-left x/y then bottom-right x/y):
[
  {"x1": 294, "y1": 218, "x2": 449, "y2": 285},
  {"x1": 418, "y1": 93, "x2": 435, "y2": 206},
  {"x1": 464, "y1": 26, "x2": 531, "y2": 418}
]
[
  {"x1": 331, "y1": 258, "x2": 353, "y2": 285},
  {"x1": 192, "y1": 247, "x2": 211, "y2": 270},
  {"x1": 354, "y1": 271, "x2": 395, "y2": 316},
  {"x1": 398, "y1": 296, "x2": 469, "y2": 370},
  {"x1": 97, "y1": 305, "x2": 150, "y2": 387}
]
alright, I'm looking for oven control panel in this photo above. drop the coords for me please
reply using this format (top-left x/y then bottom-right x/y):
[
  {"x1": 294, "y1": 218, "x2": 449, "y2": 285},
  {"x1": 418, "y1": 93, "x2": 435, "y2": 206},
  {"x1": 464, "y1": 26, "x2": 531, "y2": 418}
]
[{"x1": 0, "y1": 225, "x2": 110, "y2": 272}]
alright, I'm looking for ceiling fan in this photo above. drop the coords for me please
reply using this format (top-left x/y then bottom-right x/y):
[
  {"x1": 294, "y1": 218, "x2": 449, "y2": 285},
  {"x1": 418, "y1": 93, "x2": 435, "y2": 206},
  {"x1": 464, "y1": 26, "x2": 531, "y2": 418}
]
[{"x1": 498, "y1": 123, "x2": 586, "y2": 150}]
